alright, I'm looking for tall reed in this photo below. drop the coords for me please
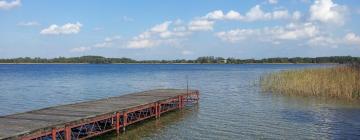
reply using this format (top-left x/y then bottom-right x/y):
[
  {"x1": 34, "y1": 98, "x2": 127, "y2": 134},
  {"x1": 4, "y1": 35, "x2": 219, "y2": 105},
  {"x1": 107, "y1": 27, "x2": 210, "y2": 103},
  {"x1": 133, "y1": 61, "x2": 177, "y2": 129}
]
[{"x1": 260, "y1": 64, "x2": 360, "y2": 100}]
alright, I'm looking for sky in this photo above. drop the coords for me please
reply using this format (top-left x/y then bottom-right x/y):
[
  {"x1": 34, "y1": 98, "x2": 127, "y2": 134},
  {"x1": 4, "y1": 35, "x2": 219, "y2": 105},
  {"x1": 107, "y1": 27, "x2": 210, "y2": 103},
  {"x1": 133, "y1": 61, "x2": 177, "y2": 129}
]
[{"x1": 0, "y1": 0, "x2": 360, "y2": 60}]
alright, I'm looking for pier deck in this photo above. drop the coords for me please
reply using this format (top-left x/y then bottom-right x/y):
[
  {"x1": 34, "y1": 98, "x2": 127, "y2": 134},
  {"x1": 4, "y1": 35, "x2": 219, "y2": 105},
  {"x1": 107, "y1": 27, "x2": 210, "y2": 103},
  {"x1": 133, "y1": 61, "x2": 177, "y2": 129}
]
[{"x1": 0, "y1": 89, "x2": 199, "y2": 140}]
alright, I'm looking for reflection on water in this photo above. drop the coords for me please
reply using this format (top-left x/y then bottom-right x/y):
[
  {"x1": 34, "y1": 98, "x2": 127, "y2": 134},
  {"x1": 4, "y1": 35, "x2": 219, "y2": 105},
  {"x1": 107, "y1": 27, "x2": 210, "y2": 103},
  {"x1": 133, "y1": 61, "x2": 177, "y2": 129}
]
[
  {"x1": 95, "y1": 106, "x2": 199, "y2": 140},
  {"x1": 266, "y1": 94, "x2": 360, "y2": 139},
  {"x1": 0, "y1": 64, "x2": 359, "y2": 139}
]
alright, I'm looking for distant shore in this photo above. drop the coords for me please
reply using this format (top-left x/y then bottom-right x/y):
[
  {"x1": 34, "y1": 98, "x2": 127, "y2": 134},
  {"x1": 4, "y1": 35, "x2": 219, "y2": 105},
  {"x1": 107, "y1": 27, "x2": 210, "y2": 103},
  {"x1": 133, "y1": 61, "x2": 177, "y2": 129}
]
[
  {"x1": 0, "y1": 63, "x2": 338, "y2": 65},
  {"x1": 0, "y1": 55, "x2": 358, "y2": 64}
]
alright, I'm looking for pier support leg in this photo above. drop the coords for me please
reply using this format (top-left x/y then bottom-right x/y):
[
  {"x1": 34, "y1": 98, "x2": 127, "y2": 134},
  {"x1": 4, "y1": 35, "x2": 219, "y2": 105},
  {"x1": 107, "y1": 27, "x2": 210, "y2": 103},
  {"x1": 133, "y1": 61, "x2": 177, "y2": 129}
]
[
  {"x1": 123, "y1": 111, "x2": 127, "y2": 132},
  {"x1": 178, "y1": 96, "x2": 182, "y2": 109},
  {"x1": 158, "y1": 103, "x2": 161, "y2": 118},
  {"x1": 116, "y1": 112, "x2": 120, "y2": 134},
  {"x1": 181, "y1": 95, "x2": 184, "y2": 108},
  {"x1": 155, "y1": 102, "x2": 159, "y2": 119},
  {"x1": 155, "y1": 102, "x2": 161, "y2": 118},
  {"x1": 65, "y1": 126, "x2": 71, "y2": 140},
  {"x1": 52, "y1": 128, "x2": 56, "y2": 140}
]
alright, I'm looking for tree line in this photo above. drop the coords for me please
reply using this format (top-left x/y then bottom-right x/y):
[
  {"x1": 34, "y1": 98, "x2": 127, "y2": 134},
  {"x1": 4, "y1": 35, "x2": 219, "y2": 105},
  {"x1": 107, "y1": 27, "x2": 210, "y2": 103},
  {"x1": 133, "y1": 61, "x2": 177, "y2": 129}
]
[{"x1": 0, "y1": 55, "x2": 359, "y2": 64}]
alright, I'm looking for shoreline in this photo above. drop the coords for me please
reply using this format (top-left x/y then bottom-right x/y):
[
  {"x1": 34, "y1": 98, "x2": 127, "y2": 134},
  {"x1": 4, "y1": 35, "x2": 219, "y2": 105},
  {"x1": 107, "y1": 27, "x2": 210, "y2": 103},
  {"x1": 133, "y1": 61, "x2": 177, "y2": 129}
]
[{"x1": 0, "y1": 63, "x2": 338, "y2": 65}]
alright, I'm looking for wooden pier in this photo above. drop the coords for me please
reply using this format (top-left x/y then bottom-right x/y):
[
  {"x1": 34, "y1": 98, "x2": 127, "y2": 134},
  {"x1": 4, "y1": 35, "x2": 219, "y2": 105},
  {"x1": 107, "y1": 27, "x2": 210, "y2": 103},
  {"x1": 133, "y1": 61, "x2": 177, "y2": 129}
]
[{"x1": 0, "y1": 89, "x2": 200, "y2": 140}]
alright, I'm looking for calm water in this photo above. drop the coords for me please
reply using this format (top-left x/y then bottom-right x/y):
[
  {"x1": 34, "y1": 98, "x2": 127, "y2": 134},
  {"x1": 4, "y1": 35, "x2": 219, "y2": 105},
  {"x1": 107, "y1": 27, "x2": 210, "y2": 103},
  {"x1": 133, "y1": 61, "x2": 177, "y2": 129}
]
[{"x1": 0, "y1": 64, "x2": 359, "y2": 139}]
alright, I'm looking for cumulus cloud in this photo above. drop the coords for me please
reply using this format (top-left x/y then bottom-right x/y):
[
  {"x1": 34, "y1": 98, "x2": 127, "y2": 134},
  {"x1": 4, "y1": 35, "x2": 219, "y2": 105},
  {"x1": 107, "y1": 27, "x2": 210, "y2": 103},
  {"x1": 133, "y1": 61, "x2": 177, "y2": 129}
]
[
  {"x1": 127, "y1": 5, "x2": 301, "y2": 48},
  {"x1": 125, "y1": 0, "x2": 353, "y2": 49},
  {"x1": 17, "y1": 21, "x2": 40, "y2": 26},
  {"x1": 128, "y1": 39, "x2": 159, "y2": 49},
  {"x1": 226, "y1": 10, "x2": 243, "y2": 20},
  {"x1": 40, "y1": 22, "x2": 82, "y2": 35},
  {"x1": 0, "y1": 0, "x2": 21, "y2": 10},
  {"x1": 188, "y1": 19, "x2": 214, "y2": 31},
  {"x1": 309, "y1": 0, "x2": 347, "y2": 25},
  {"x1": 205, "y1": 10, "x2": 225, "y2": 20},
  {"x1": 216, "y1": 29, "x2": 260, "y2": 43},
  {"x1": 343, "y1": 33, "x2": 360, "y2": 46},
  {"x1": 202, "y1": 6, "x2": 298, "y2": 22},
  {"x1": 307, "y1": 33, "x2": 360, "y2": 48},
  {"x1": 292, "y1": 11, "x2": 302, "y2": 20},
  {"x1": 70, "y1": 35, "x2": 122, "y2": 53},
  {"x1": 272, "y1": 10, "x2": 290, "y2": 20},
  {"x1": 204, "y1": 10, "x2": 243, "y2": 20},
  {"x1": 275, "y1": 23, "x2": 318, "y2": 40},
  {"x1": 94, "y1": 36, "x2": 122, "y2": 48},
  {"x1": 128, "y1": 21, "x2": 190, "y2": 48},
  {"x1": 215, "y1": 21, "x2": 360, "y2": 49},
  {"x1": 307, "y1": 36, "x2": 339, "y2": 48},
  {"x1": 245, "y1": 5, "x2": 272, "y2": 21},
  {"x1": 150, "y1": 21, "x2": 172, "y2": 33},
  {"x1": 215, "y1": 22, "x2": 319, "y2": 43},
  {"x1": 70, "y1": 47, "x2": 91, "y2": 52}
]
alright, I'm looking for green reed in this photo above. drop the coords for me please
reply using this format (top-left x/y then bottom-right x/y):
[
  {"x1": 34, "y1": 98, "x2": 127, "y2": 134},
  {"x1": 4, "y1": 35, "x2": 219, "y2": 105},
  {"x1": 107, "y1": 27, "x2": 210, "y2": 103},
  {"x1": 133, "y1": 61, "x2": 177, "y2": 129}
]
[{"x1": 260, "y1": 64, "x2": 360, "y2": 100}]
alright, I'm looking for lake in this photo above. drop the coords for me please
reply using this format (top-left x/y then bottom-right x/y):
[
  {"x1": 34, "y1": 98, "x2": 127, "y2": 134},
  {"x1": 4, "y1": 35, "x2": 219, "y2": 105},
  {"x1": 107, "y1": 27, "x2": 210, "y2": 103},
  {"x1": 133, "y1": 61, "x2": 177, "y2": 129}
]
[{"x1": 0, "y1": 64, "x2": 359, "y2": 139}]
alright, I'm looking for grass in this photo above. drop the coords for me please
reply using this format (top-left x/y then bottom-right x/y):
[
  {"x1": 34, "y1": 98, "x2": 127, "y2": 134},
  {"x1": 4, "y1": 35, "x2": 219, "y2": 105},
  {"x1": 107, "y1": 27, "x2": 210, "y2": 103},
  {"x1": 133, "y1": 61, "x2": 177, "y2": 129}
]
[{"x1": 260, "y1": 64, "x2": 360, "y2": 100}]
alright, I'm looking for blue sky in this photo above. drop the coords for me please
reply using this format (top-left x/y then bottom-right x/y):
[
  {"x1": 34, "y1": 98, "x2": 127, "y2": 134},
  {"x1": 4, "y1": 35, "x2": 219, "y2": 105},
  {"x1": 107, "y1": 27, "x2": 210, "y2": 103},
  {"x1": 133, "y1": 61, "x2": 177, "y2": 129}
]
[{"x1": 0, "y1": 0, "x2": 360, "y2": 59}]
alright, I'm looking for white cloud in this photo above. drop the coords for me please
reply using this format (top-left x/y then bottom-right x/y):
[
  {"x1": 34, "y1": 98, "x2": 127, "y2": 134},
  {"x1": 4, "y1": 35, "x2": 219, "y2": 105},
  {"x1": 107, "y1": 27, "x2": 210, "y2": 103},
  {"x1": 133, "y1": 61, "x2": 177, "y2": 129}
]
[
  {"x1": 205, "y1": 10, "x2": 225, "y2": 20},
  {"x1": 174, "y1": 19, "x2": 183, "y2": 25},
  {"x1": 150, "y1": 21, "x2": 172, "y2": 33},
  {"x1": 17, "y1": 21, "x2": 40, "y2": 26},
  {"x1": 0, "y1": 0, "x2": 21, "y2": 10},
  {"x1": 226, "y1": 10, "x2": 243, "y2": 20},
  {"x1": 70, "y1": 35, "x2": 122, "y2": 52},
  {"x1": 204, "y1": 10, "x2": 243, "y2": 20},
  {"x1": 343, "y1": 33, "x2": 360, "y2": 46},
  {"x1": 245, "y1": 5, "x2": 272, "y2": 21},
  {"x1": 70, "y1": 47, "x2": 91, "y2": 52},
  {"x1": 306, "y1": 33, "x2": 360, "y2": 48},
  {"x1": 309, "y1": 0, "x2": 347, "y2": 25},
  {"x1": 203, "y1": 6, "x2": 296, "y2": 22},
  {"x1": 268, "y1": 0, "x2": 278, "y2": 4},
  {"x1": 124, "y1": 1, "x2": 350, "y2": 50},
  {"x1": 307, "y1": 36, "x2": 339, "y2": 48},
  {"x1": 215, "y1": 22, "x2": 319, "y2": 43},
  {"x1": 215, "y1": 22, "x2": 360, "y2": 49},
  {"x1": 274, "y1": 22, "x2": 318, "y2": 40},
  {"x1": 188, "y1": 19, "x2": 214, "y2": 31},
  {"x1": 127, "y1": 39, "x2": 159, "y2": 49},
  {"x1": 216, "y1": 29, "x2": 260, "y2": 43},
  {"x1": 40, "y1": 22, "x2": 82, "y2": 35},
  {"x1": 272, "y1": 10, "x2": 290, "y2": 20},
  {"x1": 128, "y1": 21, "x2": 190, "y2": 48},
  {"x1": 292, "y1": 11, "x2": 302, "y2": 20},
  {"x1": 94, "y1": 35, "x2": 121, "y2": 48}
]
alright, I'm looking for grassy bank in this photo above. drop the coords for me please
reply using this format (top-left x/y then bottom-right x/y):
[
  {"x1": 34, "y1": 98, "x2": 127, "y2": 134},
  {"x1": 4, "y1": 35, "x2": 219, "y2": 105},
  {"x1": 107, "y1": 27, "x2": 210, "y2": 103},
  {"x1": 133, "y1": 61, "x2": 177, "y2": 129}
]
[{"x1": 260, "y1": 64, "x2": 360, "y2": 100}]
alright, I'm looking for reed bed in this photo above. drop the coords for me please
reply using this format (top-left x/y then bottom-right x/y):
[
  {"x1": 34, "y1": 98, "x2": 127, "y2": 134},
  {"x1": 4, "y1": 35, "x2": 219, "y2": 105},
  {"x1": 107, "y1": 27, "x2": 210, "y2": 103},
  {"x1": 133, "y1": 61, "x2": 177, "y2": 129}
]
[{"x1": 260, "y1": 64, "x2": 360, "y2": 100}]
